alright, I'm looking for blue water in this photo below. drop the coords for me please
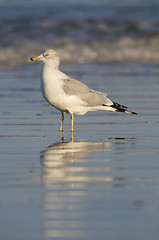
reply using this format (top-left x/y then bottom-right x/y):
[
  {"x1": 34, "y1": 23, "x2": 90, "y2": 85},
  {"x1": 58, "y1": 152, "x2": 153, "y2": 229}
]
[
  {"x1": 1, "y1": 0, "x2": 159, "y2": 22},
  {"x1": 0, "y1": 0, "x2": 159, "y2": 66},
  {"x1": 1, "y1": 62, "x2": 159, "y2": 240}
]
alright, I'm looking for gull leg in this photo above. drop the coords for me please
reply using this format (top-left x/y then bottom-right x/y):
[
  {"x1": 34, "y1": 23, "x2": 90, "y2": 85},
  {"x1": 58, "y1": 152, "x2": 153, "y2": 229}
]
[
  {"x1": 71, "y1": 130, "x2": 74, "y2": 142},
  {"x1": 60, "y1": 131, "x2": 64, "y2": 142},
  {"x1": 71, "y1": 113, "x2": 74, "y2": 132},
  {"x1": 59, "y1": 112, "x2": 64, "y2": 132}
]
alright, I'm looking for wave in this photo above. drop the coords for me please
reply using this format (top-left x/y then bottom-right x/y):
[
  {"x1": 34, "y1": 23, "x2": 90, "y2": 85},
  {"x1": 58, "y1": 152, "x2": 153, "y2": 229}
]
[
  {"x1": 1, "y1": 37, "x2": 159, "y2": 66},
  {"x1": 1, "y1": 18, "x2": 159, "y2": 66}
]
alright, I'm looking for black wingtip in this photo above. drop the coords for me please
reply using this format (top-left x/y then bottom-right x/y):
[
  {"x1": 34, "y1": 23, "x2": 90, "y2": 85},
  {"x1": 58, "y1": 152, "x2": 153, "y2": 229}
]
[
  {"x1": 132, "y1": 111, "x2": 137, "y2": 115},
  {"x1": 102, "y1": 102, "x2": 137, "y2": 115},
  {"x1": 111, "y1": 102, "x2": 137, "y2": 115}
]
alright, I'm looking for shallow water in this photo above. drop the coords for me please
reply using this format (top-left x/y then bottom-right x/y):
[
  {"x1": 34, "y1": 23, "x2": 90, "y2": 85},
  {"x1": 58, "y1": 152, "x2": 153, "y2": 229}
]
[{"x1": 0, "y1": 63, "x2": 159, "y2": 240}]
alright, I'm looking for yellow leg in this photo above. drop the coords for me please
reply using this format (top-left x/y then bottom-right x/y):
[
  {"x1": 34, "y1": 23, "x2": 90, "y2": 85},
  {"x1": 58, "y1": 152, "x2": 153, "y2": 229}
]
[
  {"x1": 71, "y1": 113, "x2": 74, "y2": 132},
  {"x1": 71, "y1": 130, "x2": 74, "y2": 142},
  {"x1": 60, "y1": 131, "x2": 64, "y2": 142},
  {"x1": 59, "y1": 112, "x2": 64, "y2": 132}
]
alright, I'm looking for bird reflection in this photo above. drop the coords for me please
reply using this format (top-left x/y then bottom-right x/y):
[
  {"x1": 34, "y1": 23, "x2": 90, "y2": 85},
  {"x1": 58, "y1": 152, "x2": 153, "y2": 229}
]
[
  {"x1": 40, "y1": 137, "x2": 114, "y2": 188},
  {"x1": 40, "y1": 135, "x2": 136, "y2": 239},
  {"x1": 40, "y1": 132, "x2": 136, "y2": 189}
]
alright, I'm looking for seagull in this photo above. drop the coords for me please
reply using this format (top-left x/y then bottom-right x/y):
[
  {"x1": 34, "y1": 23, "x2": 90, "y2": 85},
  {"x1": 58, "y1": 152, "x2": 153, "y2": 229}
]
[{"x1": 29, "y1": 49, "x2": 137, "y2": 132}]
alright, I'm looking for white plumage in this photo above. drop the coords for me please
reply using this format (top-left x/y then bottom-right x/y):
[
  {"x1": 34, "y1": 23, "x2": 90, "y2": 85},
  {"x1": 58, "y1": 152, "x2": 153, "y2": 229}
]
[{"x1": 29, "y1": 49, "x2": 137, "y2": 132}]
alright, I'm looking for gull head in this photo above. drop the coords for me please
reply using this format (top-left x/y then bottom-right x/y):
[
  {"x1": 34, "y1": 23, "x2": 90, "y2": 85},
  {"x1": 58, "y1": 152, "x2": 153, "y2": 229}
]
[{"x1": 29, "y1": 49, "x2": 60, "y2": 68}]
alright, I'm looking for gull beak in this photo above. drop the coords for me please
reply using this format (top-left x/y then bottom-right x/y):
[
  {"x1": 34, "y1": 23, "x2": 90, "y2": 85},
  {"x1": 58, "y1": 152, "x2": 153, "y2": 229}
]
[{"x1": 29, "y1": 56, "x2": 41, "y2": 62}]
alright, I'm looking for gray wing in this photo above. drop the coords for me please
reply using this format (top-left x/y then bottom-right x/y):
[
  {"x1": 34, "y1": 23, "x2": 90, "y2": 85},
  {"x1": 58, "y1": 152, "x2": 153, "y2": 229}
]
[{"x1": 62, "y1": 78, "x2": 113, "y2": 106}]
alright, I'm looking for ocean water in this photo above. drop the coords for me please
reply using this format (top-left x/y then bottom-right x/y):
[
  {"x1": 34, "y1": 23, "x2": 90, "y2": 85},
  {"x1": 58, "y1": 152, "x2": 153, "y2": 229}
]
[
  {"x1": 1, "y1": 1, "x2": 159, "y2": 240},
  {"x1": 0, "y1": 0, "x2": 159, "y2": 66}
]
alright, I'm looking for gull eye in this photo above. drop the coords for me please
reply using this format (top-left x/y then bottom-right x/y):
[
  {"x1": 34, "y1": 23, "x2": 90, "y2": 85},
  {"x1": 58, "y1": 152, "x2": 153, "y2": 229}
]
[{"x1": 44, "y1": 53, "x2": 49, "y2": 57}]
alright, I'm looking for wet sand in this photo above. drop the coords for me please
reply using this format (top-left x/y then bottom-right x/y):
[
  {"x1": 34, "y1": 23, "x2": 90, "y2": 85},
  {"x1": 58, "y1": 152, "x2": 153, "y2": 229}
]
[{"x1": 0, "y1": 63, "x2": 159, "y2": 240}]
